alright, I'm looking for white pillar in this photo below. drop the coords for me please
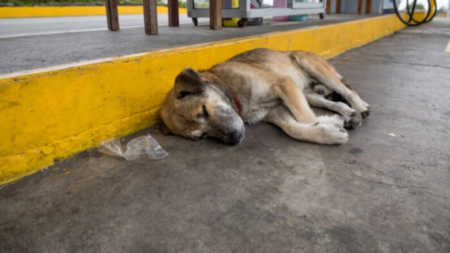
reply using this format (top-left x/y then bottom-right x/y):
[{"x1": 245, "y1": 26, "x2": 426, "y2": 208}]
[{"x1": 448, "y1": 0, "x2": 450, "y2": 15}]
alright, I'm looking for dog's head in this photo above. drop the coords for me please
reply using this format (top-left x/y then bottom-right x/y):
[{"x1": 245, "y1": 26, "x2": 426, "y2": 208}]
[{"x1": 160, "y1": 68, "x2": 245, "y2": 145}]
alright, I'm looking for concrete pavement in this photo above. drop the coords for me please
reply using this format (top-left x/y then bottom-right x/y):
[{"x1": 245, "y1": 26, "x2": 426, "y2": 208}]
[{"x1": 1, "y1": 18, "x2": 450, "y2": 252}]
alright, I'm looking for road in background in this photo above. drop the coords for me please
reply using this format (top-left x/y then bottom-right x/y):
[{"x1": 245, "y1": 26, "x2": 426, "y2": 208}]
[
  {"x1": 0, "y1": 14, "x2": 192, "y2": 38},
  {"x1": 0, "y1": 14, "x2": 372, "y2": 74}
]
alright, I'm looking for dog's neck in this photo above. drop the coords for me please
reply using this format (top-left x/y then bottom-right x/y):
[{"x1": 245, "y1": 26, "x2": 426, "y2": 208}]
[{"x1": 200, "y1": 71, "x2": 241, "y2": 116}]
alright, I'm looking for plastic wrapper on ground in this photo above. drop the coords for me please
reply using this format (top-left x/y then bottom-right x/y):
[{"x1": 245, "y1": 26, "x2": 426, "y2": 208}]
[{"x1": 99, "y1": 134, "x2": 168, "y2": 161}]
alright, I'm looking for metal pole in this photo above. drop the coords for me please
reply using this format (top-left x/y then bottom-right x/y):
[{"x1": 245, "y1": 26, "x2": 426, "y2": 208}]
[
  {"x1": 143, "y1": 0, "x2": 158, "y2": 35},
  {"x1": 105, "y1": 0, "x2": 119, "y2": 31},
  {"x1": 209, "y1": 0, "x2": 222, "y2": 30}
]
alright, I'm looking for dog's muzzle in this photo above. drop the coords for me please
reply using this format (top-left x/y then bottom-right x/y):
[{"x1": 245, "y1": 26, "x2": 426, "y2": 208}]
[{"x1": 226, "y1": 130, "x2": 244, "y2": 145}]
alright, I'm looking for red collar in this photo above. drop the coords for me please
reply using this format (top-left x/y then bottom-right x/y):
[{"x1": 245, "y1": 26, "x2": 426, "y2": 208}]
[{"x1": 211, "y1": 72, "x2": 242, "y2": 117}]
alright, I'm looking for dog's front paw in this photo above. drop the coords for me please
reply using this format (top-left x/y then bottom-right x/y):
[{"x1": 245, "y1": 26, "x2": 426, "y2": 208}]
[
  {"x1": 315, "y1": 122, "x2": 348, "y2": 145},
  {"x1": 361, "y1": 105, "x2": 371, "y2": 119},
  {"x1": 344, "y1": 110, "x2": 362, "y2": 130},
  {"x1": 317, "y1": 114, "x2": 344, "y2": 128},
  {"x1": 354, "y1": 101, "x2": 371, "y2": 119}
]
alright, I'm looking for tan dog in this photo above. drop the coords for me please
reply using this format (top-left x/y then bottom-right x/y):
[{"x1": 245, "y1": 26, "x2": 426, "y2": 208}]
[{"x1": 160, "y1": 48, "x2": 370, "y2": 145}]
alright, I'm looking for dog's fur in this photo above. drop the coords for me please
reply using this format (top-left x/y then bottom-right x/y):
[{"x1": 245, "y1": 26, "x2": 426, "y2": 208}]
[{"x1": 160, "y1": 48, "x2": 370, "y2": 145}]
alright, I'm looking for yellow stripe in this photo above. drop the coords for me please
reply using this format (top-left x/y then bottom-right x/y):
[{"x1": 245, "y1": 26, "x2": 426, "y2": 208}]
[
  {"x1": 0, "y1": 6, "x2": 187, "y2": 18},
  {"x1": 0, "y1": 13, "x2": 424, "y2": 185}
]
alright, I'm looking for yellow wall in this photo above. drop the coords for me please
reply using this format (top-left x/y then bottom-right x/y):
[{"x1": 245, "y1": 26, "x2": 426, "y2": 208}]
[
  {"x1": 0, "y1": 14, "x2": 419, "y2": 185},
  {"x1": 0, "y1": 6, "x2": 187, "y2": 18}
]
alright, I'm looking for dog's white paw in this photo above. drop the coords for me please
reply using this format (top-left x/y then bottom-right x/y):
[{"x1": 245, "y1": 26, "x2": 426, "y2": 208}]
[
  {"x1": 343, "y1": 109, "x2": 362, "y2": 130},
  {"x1": 318, "y1": 114, "x2": 344, "y2": 128},
  {"x1": 354, "y1": 100, "x2": 371, "y2": 119},
  {"x1": 314, "y1": 122, "x2": 349, "y2": 145}
]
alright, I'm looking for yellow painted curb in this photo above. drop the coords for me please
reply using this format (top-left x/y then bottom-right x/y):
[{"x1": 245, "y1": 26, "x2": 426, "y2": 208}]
[
  {"x1": 0, "y1": 13, "x2": 422, "y2": 185},
  {"x1": 0, "y1": 6, "x2": 187, "y2": 18}
]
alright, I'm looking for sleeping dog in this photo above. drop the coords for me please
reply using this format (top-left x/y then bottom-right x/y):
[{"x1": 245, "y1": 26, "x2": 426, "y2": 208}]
[{"x1": 160, "y1": 48, "x2": 370, "y2": 145}]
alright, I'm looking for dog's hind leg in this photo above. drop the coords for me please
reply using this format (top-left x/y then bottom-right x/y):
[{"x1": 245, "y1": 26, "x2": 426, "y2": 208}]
[
  {"x1": 292, "y1": 52, "x2": 371, "y2": 119},
  {"x1": 273, "y1": 77, "x2": 344, "y2": 127},
  {"x1": 305, "y1": 89, "x2": 362, "y2": 129},
  {"x1": 264, "y1": 105, "x2": 348, "y2": 145},
  {"x1": 273, "y1": 77, "x2": 316, "y2": 123}
]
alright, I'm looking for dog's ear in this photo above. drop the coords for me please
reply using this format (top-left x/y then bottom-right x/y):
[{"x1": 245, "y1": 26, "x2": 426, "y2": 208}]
[
  {"x1": 159, "y1": 120, "x2": 172, "y2": 135},
  {"x1": 175, "y1": 67, "x2": 205, "y2": 99}
]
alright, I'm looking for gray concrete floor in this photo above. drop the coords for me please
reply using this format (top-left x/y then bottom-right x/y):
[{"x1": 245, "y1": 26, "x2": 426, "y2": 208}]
[
  {"x1": 1, "y1": 18, "x2": 450, "y2": 253},
  {"x1": 0, "y1": 14, "x2": 376, "y2": 74}
]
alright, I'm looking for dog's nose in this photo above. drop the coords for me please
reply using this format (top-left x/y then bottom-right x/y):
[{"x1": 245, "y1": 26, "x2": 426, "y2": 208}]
[{"x1": 228, "y1": 130, "x2": 244, "y2": 145}]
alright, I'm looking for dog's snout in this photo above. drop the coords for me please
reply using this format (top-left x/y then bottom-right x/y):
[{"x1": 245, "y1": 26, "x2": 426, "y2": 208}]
[{"x1": 227, "y1": 130, "x2": 244, "y2": 145}]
